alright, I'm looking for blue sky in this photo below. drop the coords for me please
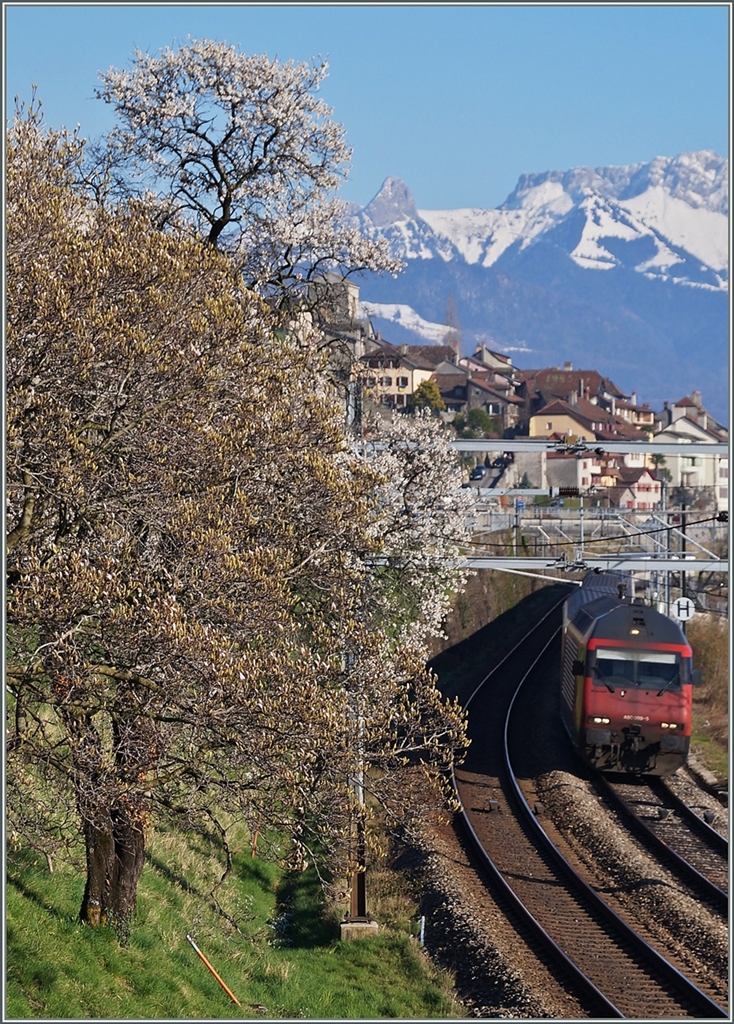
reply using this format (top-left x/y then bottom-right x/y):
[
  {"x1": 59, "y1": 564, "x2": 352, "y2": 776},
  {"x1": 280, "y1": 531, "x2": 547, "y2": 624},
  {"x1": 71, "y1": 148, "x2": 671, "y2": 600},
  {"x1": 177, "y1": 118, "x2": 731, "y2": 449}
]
[{"x1": 4, "y1": 3, "x2": 730, "y2": 210}]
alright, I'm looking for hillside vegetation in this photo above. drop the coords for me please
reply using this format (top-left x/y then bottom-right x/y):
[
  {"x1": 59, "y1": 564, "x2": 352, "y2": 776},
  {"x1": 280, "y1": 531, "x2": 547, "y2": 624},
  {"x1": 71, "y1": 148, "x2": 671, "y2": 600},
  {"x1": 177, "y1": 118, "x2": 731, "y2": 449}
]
[
  {"x1": 7, "y1": 819, "x2": 460, "y2": 1020},
  {"x1": 686, "y1": 613, "x2": 729, "y2": 781}
]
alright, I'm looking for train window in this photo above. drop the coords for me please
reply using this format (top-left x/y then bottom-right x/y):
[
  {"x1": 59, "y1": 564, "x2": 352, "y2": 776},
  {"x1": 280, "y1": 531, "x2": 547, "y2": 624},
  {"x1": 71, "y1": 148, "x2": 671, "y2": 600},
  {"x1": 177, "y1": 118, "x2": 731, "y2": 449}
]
[
  {"x1": 593, "y1": 649, "x2": 681, "y2": 690},
  {"x1": 571, "y1": 609, "x2": 594, "y2": 632},
  {"x1": 636, "y1": 653, "x2": 679, "y2": 689}
]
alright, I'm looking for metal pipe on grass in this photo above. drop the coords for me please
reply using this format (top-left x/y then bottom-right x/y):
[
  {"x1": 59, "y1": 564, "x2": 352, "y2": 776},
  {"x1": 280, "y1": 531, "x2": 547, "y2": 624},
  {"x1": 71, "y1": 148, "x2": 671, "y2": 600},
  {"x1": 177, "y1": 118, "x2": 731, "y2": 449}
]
[{"x1": 186, "y1": 933, "x2": 241, "y2": 1006}]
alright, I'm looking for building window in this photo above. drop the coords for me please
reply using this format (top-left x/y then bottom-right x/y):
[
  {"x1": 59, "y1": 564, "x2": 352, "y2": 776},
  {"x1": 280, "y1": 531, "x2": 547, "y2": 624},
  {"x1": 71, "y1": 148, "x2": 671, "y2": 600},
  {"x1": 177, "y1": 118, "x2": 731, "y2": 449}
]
[
  {"x1": 546, "y1": 422, "x2": 553, "y2": 430},
  {"x1": 720, "y1": 487, "x2": 728, "y2": 499},
  {"x1": 366, "y1": 377, "x2": 376, "y2": 388},
  {"x1": 396, "y1": 394, "x2": 405, "y2": 406},
  {"x1": 489, "y1": 403, "x2": 500, "y2": 414},
  {"x1": 397, "y1": 376, "x2": 409, "y2": 388},
  {"x1": 719, "y1": 466, "x2": 728, "y2": 479},
  {"x1": 381, "y1": 376, "x2": 392, "y2": 387}
]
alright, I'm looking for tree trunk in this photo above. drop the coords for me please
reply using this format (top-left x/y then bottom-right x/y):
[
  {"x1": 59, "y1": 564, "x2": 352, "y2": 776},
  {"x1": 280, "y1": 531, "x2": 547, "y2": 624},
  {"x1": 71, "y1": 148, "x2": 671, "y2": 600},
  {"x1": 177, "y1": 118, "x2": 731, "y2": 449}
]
[
  {"x1": 69, "y1": 710, "x2": 149, "y2": 941},
  {"x1": 109, "y1": 804, "x2": 146, "y2": 938},
  {"x1": 79, "y1": 800, "x2": 146, "y2": 942},
  {"x1": 79, "y1": 817, "x2": 115, "y2": 929}
]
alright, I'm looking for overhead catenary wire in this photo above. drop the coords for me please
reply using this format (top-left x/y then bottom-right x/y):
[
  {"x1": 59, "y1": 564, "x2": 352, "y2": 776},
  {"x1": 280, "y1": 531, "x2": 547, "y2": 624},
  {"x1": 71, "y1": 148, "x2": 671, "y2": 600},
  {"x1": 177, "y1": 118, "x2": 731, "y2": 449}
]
[{"x1": 464, "y1": 512, "x2": 728, "y2": 551}]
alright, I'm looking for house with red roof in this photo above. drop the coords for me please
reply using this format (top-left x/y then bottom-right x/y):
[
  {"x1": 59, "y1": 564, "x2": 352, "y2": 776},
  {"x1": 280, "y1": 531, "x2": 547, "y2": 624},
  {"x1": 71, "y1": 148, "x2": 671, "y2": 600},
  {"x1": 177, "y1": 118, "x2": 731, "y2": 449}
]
[
  {"x1": 528, "y1": 394, "x2": 648, "y2": 444},
  {"x1": 607, "y1": 467, "x2": 662, "y2": 510},
  {"x1": 515, "y1": 362, "x2": 627, "y2": 433}
]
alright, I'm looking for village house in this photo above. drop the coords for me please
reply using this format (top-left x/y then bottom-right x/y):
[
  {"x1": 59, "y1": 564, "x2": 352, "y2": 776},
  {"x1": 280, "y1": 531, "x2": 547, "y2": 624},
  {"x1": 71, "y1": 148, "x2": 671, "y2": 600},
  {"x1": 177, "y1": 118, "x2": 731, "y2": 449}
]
[
  {"x1": 422, "y1": 343, "x2": 520, "y2": 431},
  {"x1": 653, "y1": 393, "x2": 728, "y2": 512},
  {"x1": 516, "y1": 363, "x2": 628, "y2": 433},
  {"x1": 459, "y1": 343, "x2": 518, "y2": 379},
  {"x1": 360, "y1": 339, "x2": 458, "y2": 409},
  {"x1": 545, "y1": 452, "x2": 596, "y2": 494},
  {"x1": 607, "y1": 467, "x2": 662, "y2": 510},
  {"x1": 614, "y1": 392, "x2": 656, "y2": 431},
  {"x1": 432, "y1": 370, "x2": 522, "y2": 432},
  {"x1": 527, "y1": 393, "x2": 648, "y2": 445}
]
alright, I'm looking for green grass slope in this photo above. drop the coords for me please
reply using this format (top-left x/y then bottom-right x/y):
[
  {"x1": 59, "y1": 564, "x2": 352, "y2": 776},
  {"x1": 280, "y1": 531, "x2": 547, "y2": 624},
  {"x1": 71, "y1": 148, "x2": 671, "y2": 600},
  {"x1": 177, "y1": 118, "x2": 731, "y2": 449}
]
[{"x1": 6, "y1": 821, "x2": 461, "y2": 1020}]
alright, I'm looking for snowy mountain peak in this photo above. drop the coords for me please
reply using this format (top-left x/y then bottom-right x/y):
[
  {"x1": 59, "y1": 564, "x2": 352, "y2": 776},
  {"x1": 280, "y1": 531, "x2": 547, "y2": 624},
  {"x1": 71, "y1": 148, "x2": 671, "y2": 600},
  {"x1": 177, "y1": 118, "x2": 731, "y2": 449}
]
[
  {"x1": 623, "y1": 151, "x2": 728, "y2": 215},
  {"x1": 362, "y1": 176, "x2": 419, "y2": 227},
  {"x1": 354, "y1": 152, "x2": 729, "y2": 422},
  {"x1": 354, "y1": 151, "x2": 728, "y2": 284},
  {"x1": 504, "y1": 151, "x2": 728, "y2": 216}
]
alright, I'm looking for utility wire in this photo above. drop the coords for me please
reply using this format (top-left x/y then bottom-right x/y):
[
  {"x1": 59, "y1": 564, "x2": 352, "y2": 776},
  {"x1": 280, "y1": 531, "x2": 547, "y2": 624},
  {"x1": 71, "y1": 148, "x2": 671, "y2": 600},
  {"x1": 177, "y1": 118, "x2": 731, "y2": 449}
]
[{"x1": 467, "y1": 511, "x2": 728, "y2": 551}]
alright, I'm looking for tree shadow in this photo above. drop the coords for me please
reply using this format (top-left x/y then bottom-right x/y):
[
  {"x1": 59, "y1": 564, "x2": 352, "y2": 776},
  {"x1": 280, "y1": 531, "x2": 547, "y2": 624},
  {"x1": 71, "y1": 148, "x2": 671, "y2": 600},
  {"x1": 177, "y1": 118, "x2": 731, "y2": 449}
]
[
  {"x1": 7, "y1": 872, "x2": 77, "y2": 925},
  {"x1": 144, "y1": 851, "x2": 200, "y2": 895},
  {"x1": 272, "y1": 866, "x2": 336, "y2": 949}
]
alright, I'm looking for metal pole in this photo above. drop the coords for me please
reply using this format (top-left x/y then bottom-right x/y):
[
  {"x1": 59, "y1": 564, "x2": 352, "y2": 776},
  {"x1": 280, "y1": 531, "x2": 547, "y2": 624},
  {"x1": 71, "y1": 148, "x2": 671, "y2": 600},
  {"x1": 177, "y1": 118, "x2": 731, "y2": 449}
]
[
  {"x1": 663, "y1": 482, "x2": 671, "y2": 617},
  {"x1": 681, "y1": 501, "x2": 687, "y2": 634},
  {"x1": 348, "y1": 686, "x2": 368, "y2": 921},
  {"x1": 579, "y1": 494, "x2": 584, "y2": 563},
  {"x1": 186, "y1": 935, "x2": 241, "y2": 1006}
]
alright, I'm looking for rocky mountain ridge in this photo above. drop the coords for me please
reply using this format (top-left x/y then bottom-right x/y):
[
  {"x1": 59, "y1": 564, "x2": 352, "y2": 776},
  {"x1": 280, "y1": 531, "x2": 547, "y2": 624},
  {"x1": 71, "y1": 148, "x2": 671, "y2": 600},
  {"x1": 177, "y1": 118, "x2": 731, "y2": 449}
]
[{"x1": 350, "y1": 152, "x2": 729, "y2": 422}]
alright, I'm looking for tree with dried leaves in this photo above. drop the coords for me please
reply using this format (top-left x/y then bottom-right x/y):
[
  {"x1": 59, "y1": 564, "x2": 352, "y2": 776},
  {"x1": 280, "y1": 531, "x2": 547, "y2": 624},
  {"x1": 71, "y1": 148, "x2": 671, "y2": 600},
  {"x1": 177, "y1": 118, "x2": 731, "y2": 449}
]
[
  {"x1": 6, "y1": 104, "x2": 467, "y2": 939},
  {"x1": 91, "y1": 38, "x2": 401, "y2": 312}
]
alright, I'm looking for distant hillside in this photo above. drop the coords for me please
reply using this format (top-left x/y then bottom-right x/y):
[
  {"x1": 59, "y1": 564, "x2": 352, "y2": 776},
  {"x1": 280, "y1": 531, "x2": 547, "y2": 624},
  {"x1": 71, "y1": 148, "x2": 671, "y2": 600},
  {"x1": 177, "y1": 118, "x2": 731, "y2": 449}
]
[{"x1": 351, "y1": 153, "x2": 729, "y2": 423}]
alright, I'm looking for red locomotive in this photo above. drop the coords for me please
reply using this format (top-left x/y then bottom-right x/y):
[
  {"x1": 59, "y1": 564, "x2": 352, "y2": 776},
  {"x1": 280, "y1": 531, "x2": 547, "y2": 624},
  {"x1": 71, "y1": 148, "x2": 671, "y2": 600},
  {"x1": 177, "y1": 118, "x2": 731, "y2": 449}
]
[{"x1": 561, "y1": 572, "x2": 700, "y2": 777}]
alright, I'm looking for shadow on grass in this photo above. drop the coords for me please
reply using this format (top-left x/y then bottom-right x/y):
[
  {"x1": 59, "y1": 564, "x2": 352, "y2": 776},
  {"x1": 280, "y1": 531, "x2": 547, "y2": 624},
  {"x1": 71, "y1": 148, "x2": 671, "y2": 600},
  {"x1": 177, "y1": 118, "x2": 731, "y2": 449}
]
[
  {"x1": 7, "y1": 871, "x2": 76, "y2": 925},
  {"x1": 272, "y1": 866, "x2": 336, "y2": 949},
  {"x1": 144, "y1": 851, "x2": 200, "y2": 895},
  {"x1": 236, "y1": 852, "x2": 280, "y2": 891}
]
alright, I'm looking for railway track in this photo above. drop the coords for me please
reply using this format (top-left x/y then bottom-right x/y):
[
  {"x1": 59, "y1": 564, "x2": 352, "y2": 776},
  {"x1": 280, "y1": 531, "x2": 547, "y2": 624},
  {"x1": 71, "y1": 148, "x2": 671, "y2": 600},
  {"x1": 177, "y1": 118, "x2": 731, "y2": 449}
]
[
  {"x1": 595, "y1": 774, "x2": 728, "y2": 912},
  {"x1": 454, "y1": 601, "x2": 728, "y2": 1018}
]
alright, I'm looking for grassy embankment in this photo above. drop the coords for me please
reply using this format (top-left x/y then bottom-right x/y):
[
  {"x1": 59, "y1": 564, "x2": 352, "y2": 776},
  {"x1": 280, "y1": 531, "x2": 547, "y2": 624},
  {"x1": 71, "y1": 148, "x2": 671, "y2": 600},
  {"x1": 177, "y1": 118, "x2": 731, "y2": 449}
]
[
  {"x1": 6, "y1": 572, "x2": 544, "y2": 1022},
  {"x1": 686, "y1": 613, "x2": 729, "y2": 782},
  {"x1": 7, "y1": 815, "x2": 460, "y2": 1020}
]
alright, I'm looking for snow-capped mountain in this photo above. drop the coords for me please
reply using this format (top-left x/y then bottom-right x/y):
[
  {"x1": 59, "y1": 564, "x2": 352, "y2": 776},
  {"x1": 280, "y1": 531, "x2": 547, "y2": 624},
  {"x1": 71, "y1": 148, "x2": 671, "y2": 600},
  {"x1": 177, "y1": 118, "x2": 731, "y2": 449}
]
[{"x1": 352, "y1": 152, "x2": 729, "y2": 422}]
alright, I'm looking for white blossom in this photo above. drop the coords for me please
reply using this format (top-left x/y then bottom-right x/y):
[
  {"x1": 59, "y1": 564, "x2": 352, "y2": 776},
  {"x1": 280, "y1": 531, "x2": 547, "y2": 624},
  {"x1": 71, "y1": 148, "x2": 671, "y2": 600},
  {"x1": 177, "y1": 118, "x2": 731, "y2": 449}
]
[
  {"x1": 94, "y1": 38, "x2": 402, "y2": 300},
  {"x1": 362, "y1": 410, "x2": 474, "y2": 645}
]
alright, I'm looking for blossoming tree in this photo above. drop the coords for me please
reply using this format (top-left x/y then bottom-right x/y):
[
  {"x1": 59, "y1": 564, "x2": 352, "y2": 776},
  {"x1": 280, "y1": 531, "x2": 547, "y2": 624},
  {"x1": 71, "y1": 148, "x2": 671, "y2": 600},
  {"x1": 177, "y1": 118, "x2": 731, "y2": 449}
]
[
  {"x1": 92, "y1": 38, "x2": 401, "y2": 309},
  {"x1": 6, "y1": 106, "x2": 467, "y2": 938}
]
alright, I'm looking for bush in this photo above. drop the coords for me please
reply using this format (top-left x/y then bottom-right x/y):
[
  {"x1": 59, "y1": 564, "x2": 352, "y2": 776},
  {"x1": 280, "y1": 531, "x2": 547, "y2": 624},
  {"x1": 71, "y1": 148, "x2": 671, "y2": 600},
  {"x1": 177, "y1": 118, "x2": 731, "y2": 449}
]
[{"x1": 686, "y1": 614, "x2": 728, "y2": 753}]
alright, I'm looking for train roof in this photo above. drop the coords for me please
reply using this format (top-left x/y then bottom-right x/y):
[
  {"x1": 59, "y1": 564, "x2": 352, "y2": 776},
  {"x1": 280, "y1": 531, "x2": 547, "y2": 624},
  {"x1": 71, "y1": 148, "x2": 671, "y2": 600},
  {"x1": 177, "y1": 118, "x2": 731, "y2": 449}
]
[
  {"x1": 570, "y1": 596, "x2": 689, "y2": 646},
  {"x1": 564, "y1": 570, "x2": 630, "y2": 623}
]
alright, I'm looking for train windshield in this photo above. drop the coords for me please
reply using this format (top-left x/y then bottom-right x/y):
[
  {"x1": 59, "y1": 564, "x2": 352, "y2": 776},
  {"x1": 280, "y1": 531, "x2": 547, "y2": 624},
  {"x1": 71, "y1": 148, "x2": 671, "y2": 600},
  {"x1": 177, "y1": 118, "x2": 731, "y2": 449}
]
[{"x1": 593, "y1": 650, "x2": 681, "y2": 690}]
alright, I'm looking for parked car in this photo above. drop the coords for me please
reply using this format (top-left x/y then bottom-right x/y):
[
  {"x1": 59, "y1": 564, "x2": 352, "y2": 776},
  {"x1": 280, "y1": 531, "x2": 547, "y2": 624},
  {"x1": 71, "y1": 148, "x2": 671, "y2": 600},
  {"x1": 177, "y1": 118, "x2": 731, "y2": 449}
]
[{"x1": 469, "y1": 466, "x2": 486, "y2": 480}]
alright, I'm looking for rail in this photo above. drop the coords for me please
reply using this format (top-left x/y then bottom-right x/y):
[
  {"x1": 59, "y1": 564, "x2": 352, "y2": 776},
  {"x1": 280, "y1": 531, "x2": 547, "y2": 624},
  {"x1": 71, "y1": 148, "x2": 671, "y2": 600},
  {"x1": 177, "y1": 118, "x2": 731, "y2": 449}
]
[{"x1": 453, "y1": 604, "x2": 727, "y2": 1017}]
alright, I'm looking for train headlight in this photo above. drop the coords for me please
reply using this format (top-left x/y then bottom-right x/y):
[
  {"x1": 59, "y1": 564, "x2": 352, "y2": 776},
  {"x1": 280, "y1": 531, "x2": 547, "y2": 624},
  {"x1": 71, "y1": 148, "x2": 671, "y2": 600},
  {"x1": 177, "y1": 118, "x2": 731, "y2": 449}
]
[
  {"x1": 661, "y1": 722, "x2": 678, "y2": 729},
  {"x1": 589, "y1": 716, "x2": 610, "y2": 724}
]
